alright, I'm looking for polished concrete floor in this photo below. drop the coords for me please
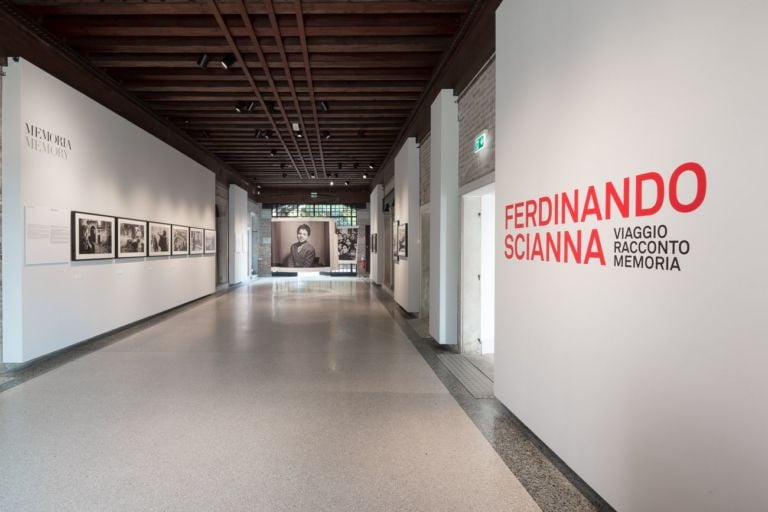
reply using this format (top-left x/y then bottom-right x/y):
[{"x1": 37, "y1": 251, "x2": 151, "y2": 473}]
[{"x1": 0, "y1": 278, "x2": 542, "y2": 511}]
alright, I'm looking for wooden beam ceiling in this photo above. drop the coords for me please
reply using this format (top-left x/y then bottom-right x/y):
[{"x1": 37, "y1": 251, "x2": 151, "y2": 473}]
[{"x1": 7, "y1": 0, "x2": 474, "y2": 193}]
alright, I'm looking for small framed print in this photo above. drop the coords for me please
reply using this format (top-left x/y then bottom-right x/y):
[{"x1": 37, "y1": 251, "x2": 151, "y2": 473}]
[
  {"x1": 117, "y1": 218, "x2": 147, "y2": 258},
  {"x1": 72, "y1": 211, "x2": 115, "y2": 261},
  {"x1": 171, "y1": 225, "x2": 189, "y2": 255},
  {"x1": 148, "y1": 222, "x2": 171, "y2": 257},
  {"x1": 204, "y1": 229, "x2": 217, "y2": 254},
  {"x1": 397, "y1": 222, "x2": 408, "y2": 259},
  {"x1": 393, "y1": 220, "x2": 399, "y2": 263},
  {"x1": 189, "y1": 227, "x2": 204, "y2": 255}
]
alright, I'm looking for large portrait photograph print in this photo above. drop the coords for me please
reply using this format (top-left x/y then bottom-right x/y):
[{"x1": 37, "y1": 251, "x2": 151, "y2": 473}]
[
  {"x1": 271, "y1": 219, "x2": 332, "y2": 271},
  {"x1": 337, "y1": 227, "x2": 358, "y2": 261},
  {"x1": 117, "y1": 218, "x2": 147, "y2": 258},
  {"x1": 148, "y1": 222, "x2": 171, "y2": 257},
  {"x1": 72, "y1": 211, "x2": 115, "y2": 261}
]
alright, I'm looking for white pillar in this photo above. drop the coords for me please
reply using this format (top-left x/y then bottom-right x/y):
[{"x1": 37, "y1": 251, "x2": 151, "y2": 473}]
[
  {"x1": 393, "y1": 138, "x2": 420, "y2": 313},
  {"x1": 228, "y1": 184, "x2": 248, "y2": 284},
  {"x1": 369, "y1": 184, "x2": 384, "y2": 284},
  {"x1": 429, "y1": 89, "x2": 459, "y2": 344}
]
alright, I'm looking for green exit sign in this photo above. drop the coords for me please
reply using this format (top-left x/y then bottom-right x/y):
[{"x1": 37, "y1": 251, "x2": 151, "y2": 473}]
[
  {"x1": 310, "y1": 192, "x2": 318, "y2": 199},
  {"x1": 473, "y1": 131, "x2": 487, "y2": 153}
]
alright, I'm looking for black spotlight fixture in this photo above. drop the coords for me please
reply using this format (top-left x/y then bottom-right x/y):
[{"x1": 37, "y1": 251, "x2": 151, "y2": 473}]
[
  {"x1": 319, "y1": 100, "x2": 330, "y2": 112},
  {"x1": 255, "y1": 129, "x2": 264, "y2": 138},
  {"x1": 196, "y1": 53, "x2": 210, "y2": 68},
  {"x1": 368, "y1": 163, "x2": 375, "y2": 170},
  {"x1": 269, "y1": 149, "x2": 277, "y2": 157},
  {"x1": 323, "y1": 131, "x2": 331, "y2": 140},
  {"x1": 245, "y1": 100, "x2": 256, "y2": 112},
  {"x1": 264, "y1": 130, "x2": 273, "y2": 139},
  {"x1": 311, "y1": 173, "x2": 317, "y2": 179},
  {"x1": 334, "y1": 173, "x2": 339, "y2": 178},
  {"x1": 296, "y1": 131, "x2": 303, "y2": 139},
  {"x1": 280, "y1": 163, "x2": 286, "y2": 170},
  {"x1": 344, "y1": 181, "x2": 350, "y2": 186},
  {"x1": 282, "y1": 172, "x2": 288, "y2": 178},
  {"x1": 220, "y1": 53, "x2": 236, "y2": 70},
  {"x1": 362, "y1": 173, "x2": 368, "y2": 180},
  {"x1": 235, "y1": 101, "x2": 248, "y2": 113}
]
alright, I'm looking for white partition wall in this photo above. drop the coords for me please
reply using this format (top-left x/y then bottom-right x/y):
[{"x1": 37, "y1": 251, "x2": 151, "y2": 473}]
[
  {"x1": 228, "y1": 184, "x2": 249, "y2": 285},
  {"x1": 393, "y1": 138, "x2": 420, "y2": 313},
  {"x1": 2, "y1": 59, "x2": 216, "y2": 363},
  {"x1": 495, "y1": 1, "x2": 768, "y2": 511},
  {"x1": 429, "y1": 90, "x2": 459, "y2": 344},
  {"x1": 369, "y1": 184, "x2": 384, "y2": 285}
]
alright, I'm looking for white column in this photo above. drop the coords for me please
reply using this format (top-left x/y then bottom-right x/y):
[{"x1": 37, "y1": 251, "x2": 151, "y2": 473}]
[
  {"x1": 369, "y1": 185, "x2": 383, "y2": 284},
  {"x1": 429, "y1": 89, "x2": 459, "y2": 344},
  {"x1": 228, "y1": 184, "x2": 248, "y2": 284},
  {"x1": 393, "y1": 138, "x2": 420, "y2": 313}
]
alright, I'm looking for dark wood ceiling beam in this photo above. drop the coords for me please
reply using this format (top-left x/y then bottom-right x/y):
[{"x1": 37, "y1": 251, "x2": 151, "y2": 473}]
[
  {"x1": 256, "y1": 0, "x2": 320, "y2": 177},
  {"x1": 20, "y1": 2, "x2": 472, "y2": 16},
  {"x1": 45, "y1": 24, "x2": 458, "y2": 39},
  {"x1": 91, "y1": 53, "x2": 437, "y2": 69},
  {"x1": 140, "y1": 93, "x2": 420, "y2": 101},
  {"x1": 206, "y1": 0, "x2": 305, "y2": 180},
  {"x1": 110, "y1": 69, "x2": 434, "y2": 81},
  {"x1": 126, "y1": 84, "x2": 424, "y2": 93}
]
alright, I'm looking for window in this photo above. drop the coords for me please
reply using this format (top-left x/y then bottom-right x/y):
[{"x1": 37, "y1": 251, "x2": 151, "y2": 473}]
[{"x1": 271, "y1": 203, "x2": 357, "y2": 227}]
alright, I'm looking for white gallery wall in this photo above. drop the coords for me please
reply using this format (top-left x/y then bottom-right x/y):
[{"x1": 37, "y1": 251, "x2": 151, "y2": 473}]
[
  {"x1": 495, "y1": 1, "x2": 768, "y2": 511},
  {"x1": 2, "y1": 60, "x2": 216, "y2": 363},
  {"x1": 228, "y1": 184, "x2": 248, "y2": 284},
  {"x1": 393, "y1": 138, "x2": 420, "y2": 312}
]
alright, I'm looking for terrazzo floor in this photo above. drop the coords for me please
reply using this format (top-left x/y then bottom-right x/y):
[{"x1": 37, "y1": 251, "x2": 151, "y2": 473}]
[{"x1": 0, "y1": 278, "x2": 543, "y2": 512}]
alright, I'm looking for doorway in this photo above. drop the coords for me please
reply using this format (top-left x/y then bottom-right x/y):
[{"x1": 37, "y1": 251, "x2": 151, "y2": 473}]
[{"x1": 460, "y1": 183, "x2": 495, "y2": 358}]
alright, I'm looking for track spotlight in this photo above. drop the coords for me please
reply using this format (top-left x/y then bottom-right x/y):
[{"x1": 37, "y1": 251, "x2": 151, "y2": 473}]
[
  {"x1": 296, "y1": 131, "x2": 303, "y2": 139},
  {"x1": 323, "y1": 131, "x2": 331, "y2": 140},
  {"x1": 368, "y1": 163, "x2": 375, "y2": 170},
  {"x1": 245, "y1": 101, "x2": 256, "y2": 112},
  {"x1": 280, "y1": 163, "x2": 286, "y2": 170},
  {"x1": 220, "y1": 53, "x2": 236, "y2": 70},
  {"x1": 319, "y1": 100, "x2": 330, "y2": 112},
  {"x1": 362, "y1": 173, "x2": 368, "y2": 179},
  {"x1": 282, "y1": 172, "x2": 287, "y2": 178},
  {"x1": 311, "y1": 173, "x2": 316, "y2": 179},
  {"x1": 344, "y1": 181, "x2": 350, "y2": 186},
  {"x1": 334, "y1": 173, "x2": 339, "y2": 178},
  {"x1": 264, "y1": 130, "x2": 273, "y2": 139},
  {"x1": 255, "y1": 129, "x2": 264, "y2": 138},
  {"x1": 330, "y1": 181, "x2": 334, "y2": 186},
  {"x1": 196, "y1": 53, "x2": 210, "y2": 68},
  {"x1": 269, "y1": 149, "x2": 277, "y2": 157}
]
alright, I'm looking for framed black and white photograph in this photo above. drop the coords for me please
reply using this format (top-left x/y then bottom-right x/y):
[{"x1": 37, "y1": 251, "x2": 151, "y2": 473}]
[
  {"x1": 393, "y1": 220, "x2": 399, "y2": 262},
  {"x1": 189, "y1": 227, "x2": 204, "y2": 255},
  {"x1": 117, "y1": 218, "x2": 147, "y2": 258},
  {"x1": 337, "y1": 227, "x2": 358, "y2": 261},
  {"x1": 72, "y1": 211, "x2": 115, "y2": 261},
  {"x1": 204, "y1": 229, "x2": 217, "y2": 254},
  {"x1": 172, "y1": 225, "x2": 189, "y2": 255},
  {"x1": 148, "y1": 222, "x2": 171, "y2": 257},
  {"x1": 397, "y1": 222, "x2": 408, "y2": 259},
  {"x1": 371, "y1": 233, "x2": 377, "y2": 254},
  {"x1": 271, "y1": 218, "x2": 332, "y2": 271}
]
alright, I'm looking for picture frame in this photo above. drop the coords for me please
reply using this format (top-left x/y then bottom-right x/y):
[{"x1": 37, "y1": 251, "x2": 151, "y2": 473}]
[
  {"x1": 371, "y1": 233, "x2": 377, "y2": 254},
  {"x1": 397, "y1": 222, "x2": 408, "y2": 259},
  {"x1": 204, "y1": 229, "x2": 217, "y2": 254},
  {"x1": 171, "y1": 225, "x2": 189, "y2": 255},
  {"x1": 189, "y1": 227, "x2": 204, "y2": 255},
  {"x1": 393, "y1": 220, "x2": 399, "y2": 262},
  {"x1": 148, "y1": 222, "x2": 171, "y2": 257},
  {"x1": 116, "y1": 218, "x2": 147, "y2": 258},
  {"x1": 71, "y1": 211, "x2": 115, "y2": 261}
]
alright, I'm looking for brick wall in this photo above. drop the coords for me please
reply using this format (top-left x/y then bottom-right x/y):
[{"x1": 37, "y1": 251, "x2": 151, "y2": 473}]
[
  {"x1": 458, "y1": 57, "x2": 495, "y2": 188},
  {"x1": 419, "y1": 133, "x2": 431, "y2": 206}
]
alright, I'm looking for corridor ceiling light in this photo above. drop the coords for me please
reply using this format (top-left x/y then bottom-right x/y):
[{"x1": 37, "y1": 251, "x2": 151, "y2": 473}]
[
  {"x1": 344, "y1": 181, "x2": 350, "y2": 186},
  {"x1": 319, "y1": 100, "x2": 330, "y2": 112},
  {"x1": 323, "y1": 131, "x2": 331, "y2": 140},
  {"x1": 296, "y1": 132, "x2": 303, "y2": 139},
  {"x1": 196, "y1": 53, "x2": 210, "y2": 68},
  {"x1": 245, "y1": 101, "x2": 256, "y2": 112},
  {"x1": 311, "y1": 173, "x2": 316, "y2": 179},
  {"x1": 362, "y1": 173, "x2": 368, "y2": 179},
  {"x1": 269, "y1": 149, "x2": 277, "y2": 157},
  {"x1": 330, "y1": 181, "x2": 334, "y2": 186},
  {"x1": 220, "y1": 53, "x2": 236, "y2": 70},
  {"x1": 368, "y1": 163, "x2": 375, "y2": 170},
  {"x1": 264, "y1": 130, "x2": 273, "y2": 139}
]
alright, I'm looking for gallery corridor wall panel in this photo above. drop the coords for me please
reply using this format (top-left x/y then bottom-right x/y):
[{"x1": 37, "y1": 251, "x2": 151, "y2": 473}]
[
  {"x1": 495, "y1": 1, "x2": 768, "y2": 511},
  {"x1": 2, "y1": 59, "x2": 215, "y2": 363},
  {"x1": 394, "y1": 138, "x2": 420, "y2": 313}
]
